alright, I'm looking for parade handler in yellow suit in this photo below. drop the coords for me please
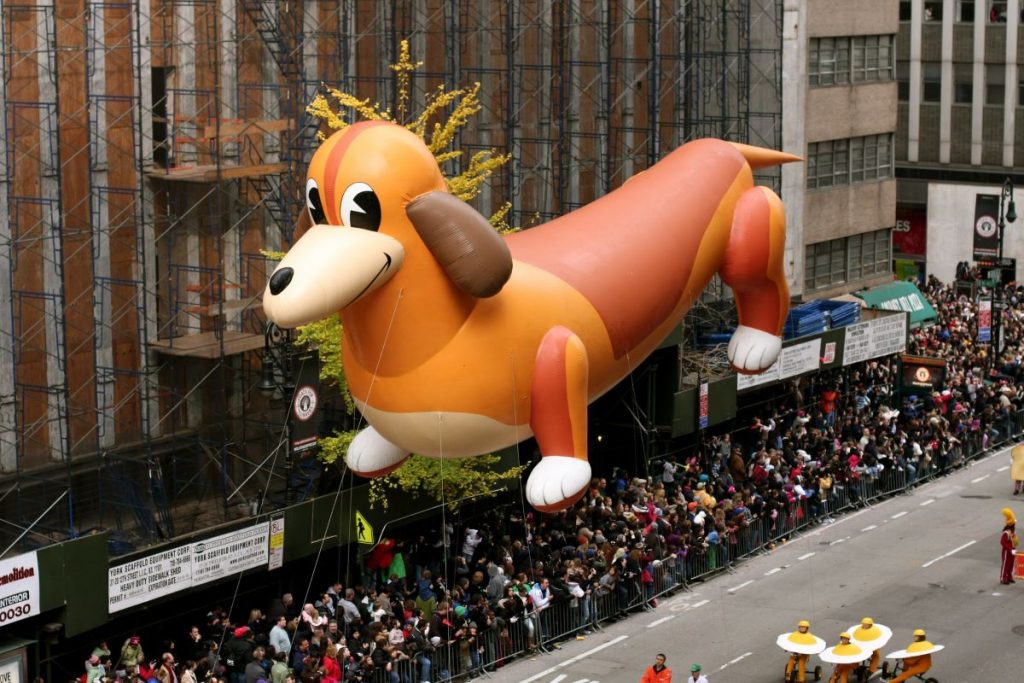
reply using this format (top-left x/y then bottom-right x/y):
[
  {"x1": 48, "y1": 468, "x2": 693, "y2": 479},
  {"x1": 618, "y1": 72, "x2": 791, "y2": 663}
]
[
  {"x1": 886, "y1": 629, "x2": 944, "y2": 683},
  {"x1": 1011, "y1": 444, "x2": 1024, "y2": 495},
  {"x1": 777, "y1": 620, "x2": 825, "y2": 682},
  {"x1": 846, "y1": 617, "x2": 891, "y2": 676}
]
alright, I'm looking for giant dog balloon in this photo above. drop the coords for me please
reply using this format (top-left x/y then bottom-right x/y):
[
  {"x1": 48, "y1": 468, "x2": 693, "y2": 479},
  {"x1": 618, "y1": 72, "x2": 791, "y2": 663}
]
[{"x1": 263, "y1": 121, "x2": 797, "y2": 512}]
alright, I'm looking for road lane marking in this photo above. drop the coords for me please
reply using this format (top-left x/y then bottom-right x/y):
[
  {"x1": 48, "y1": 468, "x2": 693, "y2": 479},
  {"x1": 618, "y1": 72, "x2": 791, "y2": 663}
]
[
  {"x1": 668, "y1": 595, "x2": 709, "y2": 612},
  {"x1": 922, "y1": 540, "x2": 977, "y2": 568},
  {"x1": 728, "y1": 580, "x2": 754, "y2": 592},
  {"x1": 891, "y1": 511, "x2": 908, "y2": 519},
  {"x1": 718, "y1": 652, "x2": 754, "y2": 670},
  {"x1": 647, "y1": 614, "x2": 677, "y2": 628},
  {"x1": 830, "y1": 536, "x2": 850, "y2": 546},
  {"x1": 520, "y1": 635, "x2": 629, "y2": 683},
  {"x1": 861, "y1": 524, "x2": 877, "y2": 532},
  {"x1": 765, "y1": 567, "x2": 782, "y2": 575},
  {"x1": 920, "y1": 499, "x2": 935, "y2": 506},
  {"x1": 550, "y1": 677, "x2": 566, "y2": 683},
  {"x1": 798, "y1": 552, "x2": 815, "y2": 560},
  {"x1": 971, "y1": 474, "x2": 990, "y2": 483},
  {"x1": 998, "y1": 465, "x2": 1010, "y2": 472}
]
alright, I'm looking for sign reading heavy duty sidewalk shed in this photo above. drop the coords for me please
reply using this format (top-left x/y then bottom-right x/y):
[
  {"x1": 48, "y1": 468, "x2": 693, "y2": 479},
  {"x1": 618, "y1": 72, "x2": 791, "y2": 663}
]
[{"x1": 108, "y1": 521, "x2": 269, "y2": 613}]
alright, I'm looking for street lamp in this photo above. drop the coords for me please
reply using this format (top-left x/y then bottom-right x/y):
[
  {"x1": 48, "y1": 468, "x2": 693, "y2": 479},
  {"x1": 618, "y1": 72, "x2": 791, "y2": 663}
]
[
  {"x1": 997, "y1": 178, "x2": 1017, "y2": 261},
  {"x1": 992, "y1": 178, "x2": 1016, "y2": 371}
]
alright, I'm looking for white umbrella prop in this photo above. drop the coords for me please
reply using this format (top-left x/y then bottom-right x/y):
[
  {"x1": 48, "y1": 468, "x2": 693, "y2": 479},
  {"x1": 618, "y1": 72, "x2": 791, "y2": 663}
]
[
  {"x1": 776, "y1": 632, "x2": 827, "y2": 656},
  {"x1": 820, "y1": 643, "x2": 868, "y2": 665},
  {"x1": 887, "y1": 643, "x2": 945, "y2": 659},
  {"x1": 846, "y1": 622, "x2": 893, "y2": 650}
]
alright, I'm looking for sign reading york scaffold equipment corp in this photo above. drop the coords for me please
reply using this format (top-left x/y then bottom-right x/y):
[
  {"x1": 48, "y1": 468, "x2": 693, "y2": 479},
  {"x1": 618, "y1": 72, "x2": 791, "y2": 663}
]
[
  {"x1": 108, "y1": 521, "x2": 270, "y2": 613},
  {"x1": 0, "y1": 551, "x2": 39, "y2": 627}
]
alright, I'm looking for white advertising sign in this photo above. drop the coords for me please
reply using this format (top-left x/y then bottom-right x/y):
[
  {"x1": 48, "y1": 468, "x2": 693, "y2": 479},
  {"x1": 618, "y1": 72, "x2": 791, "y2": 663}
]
[
  {"x1": 736, "y1": 362, "x2": 781, "y2": 391},
  {"x1": 191, "y1": 522, "x2": 269, "y2": 587},
  {"x1": 0, "y1": 656, "x2": 23, "y2": 683},
  {"x1": 108, "y1": 544, "x2": 192, "y2": 612},
  {"x1": 268, "y1": 517, "x2": 285, "y2": 571},
  {"x1": 779, "y1": 338, "x2": 822, "y2": 380},
  {"x1": 0, "y1": 551, "x2": 39, "y2": 627},
  {"x1": 737, "y1": 339, "x2": 822, "y2": 391},
  {"x1": 109, "y1": 522, "x2": 270, "y2": 613},
  {"x1": 843, "y1": 314, "x2": 908, "y2": 366},
  {"x1": 869, "y1": 313, "x2": 908, "y2": 358}
]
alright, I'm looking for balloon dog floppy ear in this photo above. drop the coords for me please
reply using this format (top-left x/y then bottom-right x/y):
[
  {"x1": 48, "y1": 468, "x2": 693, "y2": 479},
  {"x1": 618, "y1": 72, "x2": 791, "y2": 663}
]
[{"x1": 263, "y1": 121, "x2": 798, "y2": 512}]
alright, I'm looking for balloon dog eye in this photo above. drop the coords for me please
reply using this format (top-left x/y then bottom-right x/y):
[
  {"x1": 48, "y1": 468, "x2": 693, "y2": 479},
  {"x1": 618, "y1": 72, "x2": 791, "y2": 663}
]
[
  {"x1": 341, "y1": 182, "x2": 382, "y2": 231},
  {"x1": 305, "y1": 178, "x2": 327, "y2": 224}
]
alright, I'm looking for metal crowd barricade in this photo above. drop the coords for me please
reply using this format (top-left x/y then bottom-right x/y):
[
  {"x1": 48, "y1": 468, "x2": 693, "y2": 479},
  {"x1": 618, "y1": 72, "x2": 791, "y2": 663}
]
[{"x1": 398, "y1": 430, "x2": 1024, "y2": 680}]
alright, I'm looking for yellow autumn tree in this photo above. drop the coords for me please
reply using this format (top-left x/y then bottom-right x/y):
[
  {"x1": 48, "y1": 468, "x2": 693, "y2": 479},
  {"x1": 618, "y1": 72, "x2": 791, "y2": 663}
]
[{"x1": 295, "y1": 40, "x2": 524, "y2": 511}]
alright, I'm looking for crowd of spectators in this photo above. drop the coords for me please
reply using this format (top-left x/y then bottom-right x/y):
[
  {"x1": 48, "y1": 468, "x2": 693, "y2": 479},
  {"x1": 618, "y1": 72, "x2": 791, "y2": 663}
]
[{"x1": 76, "y1": 275, "x2": 1024, "y2": 683}]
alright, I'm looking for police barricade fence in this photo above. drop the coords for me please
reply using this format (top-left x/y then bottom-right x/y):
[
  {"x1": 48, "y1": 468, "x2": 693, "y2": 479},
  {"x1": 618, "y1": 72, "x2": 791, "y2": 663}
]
[{"x1": 386, "y1": 429, "x2": 1023, "y2": 680}]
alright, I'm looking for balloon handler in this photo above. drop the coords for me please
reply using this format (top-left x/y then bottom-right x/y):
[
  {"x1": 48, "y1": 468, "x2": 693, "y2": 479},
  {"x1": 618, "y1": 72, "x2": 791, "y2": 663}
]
[
  {"x1": 820, "y1": 633, "x2": 865, "y2": 683},
  {"x1": 883, "y1": 629, "x2": 943, "y2": 682},
  {"x1": 1000, "y1": 507, "x2": 1018, "y2": 585},
  {"x1": 846, "y1": 617, "x2": 892, "y2": 678},
  {"x1": 262, "y1": 121, "x2": 797, "y2": 512},
  {"x1": 776, "y1": 620, "x2": 825, "y2": 682}
]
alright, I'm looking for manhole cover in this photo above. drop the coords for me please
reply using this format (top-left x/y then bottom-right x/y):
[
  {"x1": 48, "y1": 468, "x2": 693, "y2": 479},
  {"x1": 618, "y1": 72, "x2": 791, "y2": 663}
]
[
  {"x1": 1012, "y1": 625, "x2": 1024, "y2": 637},
  {"x1": 960, "y1": 495, "x2": 993, "y2": 499}
]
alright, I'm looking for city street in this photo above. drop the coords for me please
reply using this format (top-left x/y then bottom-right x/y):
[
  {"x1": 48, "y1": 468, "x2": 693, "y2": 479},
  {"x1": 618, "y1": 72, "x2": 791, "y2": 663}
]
[{"x1": 486, "y1": 445, "x2": 1023, "y2": 682}]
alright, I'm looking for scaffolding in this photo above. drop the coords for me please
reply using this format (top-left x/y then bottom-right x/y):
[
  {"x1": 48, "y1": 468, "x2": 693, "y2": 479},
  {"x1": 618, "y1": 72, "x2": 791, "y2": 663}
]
[{"x1": 0, "y1": 0, "x2": 783, "y2": 556}]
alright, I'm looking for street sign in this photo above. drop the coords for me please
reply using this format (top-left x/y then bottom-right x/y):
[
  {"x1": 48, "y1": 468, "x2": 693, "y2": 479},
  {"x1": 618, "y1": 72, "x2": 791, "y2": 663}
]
[{"x1": 355, "y1": 510, "x2": 374, "y2": 545}]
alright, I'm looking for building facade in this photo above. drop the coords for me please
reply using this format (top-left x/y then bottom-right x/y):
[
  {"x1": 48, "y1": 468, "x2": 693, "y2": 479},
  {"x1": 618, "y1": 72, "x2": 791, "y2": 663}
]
[
  {"x1": 897, "y1": 0, "x2": 1024, "y2": 282},
  {"x1": 782, "y1": 0, "x2": 899, "y2": 299}
]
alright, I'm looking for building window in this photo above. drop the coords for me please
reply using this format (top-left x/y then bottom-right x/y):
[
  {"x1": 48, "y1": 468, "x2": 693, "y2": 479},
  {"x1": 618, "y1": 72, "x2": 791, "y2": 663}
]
[
  {"x1": 900, "y1": 1, "x2": 912, "y2": 21},
  {"x1": 924, "y1": 1, "x2": 943, "y2": 20},
  {"x1": 923, "y1": 62, "x2": 942, "y2": 102},
  {"x1": 850, "y1": 134, "x2": 893, "y2": 182},
  {"x1": 958, "y1": 1, "x2": 976, "y2": 22},
  {"x1": 987, "y1": 63, "x2": 1006, "y2": 104},
  {"x1": 1018, "y1": 81, "x2": 1024, "y2": 106},
  {"x1": 897, "y1": 62, "x2": 910, "y2": 101},
  {"x1": 805, "y1": 229, "x2": 893, "y2": 292},
  {"x1": 811, "y1": 36, "x2": 894, "y2": 87},
  {"x1": 954, "y1": 64, "x2": 973, "y2": 103},
  {"x1": 990, "y1": 1, "x2": 1008, "y2": 22},
  {"x1": 852, "y1": 35, "x2": 895, "y2": 82},
  {"x1": 807, "y1": 134, "x2": 893, "y2": 190}
]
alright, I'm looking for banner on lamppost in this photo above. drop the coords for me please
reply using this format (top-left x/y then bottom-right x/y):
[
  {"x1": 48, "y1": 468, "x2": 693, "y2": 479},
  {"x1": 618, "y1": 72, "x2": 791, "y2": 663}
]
[
  {"x1": 973, "y1": 194, "x2": 1001, "y2": 260},
  {"x1": 698, "y1": 382, "x2": 709, "y2": 429},
  {"x1": 289, "y1": 350, "x2": 321, "y2": 453},
  {"x1": 979, "y1": 297, "x2": 992, "y2": 343}
]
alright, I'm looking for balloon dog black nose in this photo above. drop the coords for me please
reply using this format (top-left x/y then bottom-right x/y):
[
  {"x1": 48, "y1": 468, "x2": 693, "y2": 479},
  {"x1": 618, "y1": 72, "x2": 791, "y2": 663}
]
[{"x1": 269, "y1": 267, "x2": 294, "y2": 295}]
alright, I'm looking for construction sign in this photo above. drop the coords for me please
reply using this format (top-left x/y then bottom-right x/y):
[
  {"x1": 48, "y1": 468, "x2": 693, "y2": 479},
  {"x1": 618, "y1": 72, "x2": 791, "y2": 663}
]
[{"x1": 355, "y1": 511, "x2": 374, "y2": 545}]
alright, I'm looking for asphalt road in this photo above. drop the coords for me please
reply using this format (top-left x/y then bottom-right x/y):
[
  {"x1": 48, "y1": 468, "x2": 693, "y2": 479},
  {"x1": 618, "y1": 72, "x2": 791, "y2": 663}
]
[{"x1": 484, "y1": 445, "x2": 1024, "y2": 683}]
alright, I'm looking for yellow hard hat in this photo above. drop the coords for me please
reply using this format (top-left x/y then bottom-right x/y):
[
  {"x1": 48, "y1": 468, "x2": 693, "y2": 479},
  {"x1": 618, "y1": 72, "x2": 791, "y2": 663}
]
[
  {"x1": 839, "y1": 632, "x2": 851, "y2": 640},
  {"x1": 913, "y1": 629, "x2": 926, "y2": 637},
  {"x1": 798, "y1": 620, "x2": 810, "y2": 628},
  {"x1": 861, "y1": 617, "x2": 873, "y2": 626}
]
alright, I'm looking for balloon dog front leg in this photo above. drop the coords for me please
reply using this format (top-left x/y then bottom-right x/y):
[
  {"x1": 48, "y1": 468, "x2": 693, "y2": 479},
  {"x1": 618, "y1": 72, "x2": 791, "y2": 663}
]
[{"x1": 526, "y1": 326, "x2": 593, "y2": 512}]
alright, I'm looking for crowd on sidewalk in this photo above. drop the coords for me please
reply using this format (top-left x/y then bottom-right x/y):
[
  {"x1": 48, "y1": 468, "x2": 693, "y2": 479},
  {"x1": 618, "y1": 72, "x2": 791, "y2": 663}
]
[{"x1": 76, "y1": 274, "x2": 1023, "y2": 683}]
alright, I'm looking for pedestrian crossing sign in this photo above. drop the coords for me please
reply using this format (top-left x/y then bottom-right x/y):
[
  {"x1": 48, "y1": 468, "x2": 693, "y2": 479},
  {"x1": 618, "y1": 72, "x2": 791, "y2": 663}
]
[{"x1": 355, "y1": 510, "x2": 374, "y2": 545}]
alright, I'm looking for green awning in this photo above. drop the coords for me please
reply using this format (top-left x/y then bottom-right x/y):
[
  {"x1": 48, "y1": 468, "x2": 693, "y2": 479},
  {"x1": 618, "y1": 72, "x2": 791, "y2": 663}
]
[{"x1": 854, "y1": 281, "x2": 937, "y2": 326}]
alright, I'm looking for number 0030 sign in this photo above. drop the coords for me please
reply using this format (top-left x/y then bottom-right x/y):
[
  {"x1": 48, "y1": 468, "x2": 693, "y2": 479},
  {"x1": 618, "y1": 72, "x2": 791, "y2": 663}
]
[{"x1": 0, "y1": 551, "x2": 39, "y2": 626}]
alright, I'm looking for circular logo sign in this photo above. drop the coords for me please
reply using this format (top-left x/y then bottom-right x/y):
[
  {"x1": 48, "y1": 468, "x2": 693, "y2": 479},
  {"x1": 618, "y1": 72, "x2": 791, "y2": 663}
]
[
  {"x1": 293, "y1": 385, "x2": 318, "y2": 421},
  {"x1": 976, "y1": 214, "x2": 997, "y2": 239},
  {"x1": 914, "y1": 367, "x2": 932, "y2": 384}
]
